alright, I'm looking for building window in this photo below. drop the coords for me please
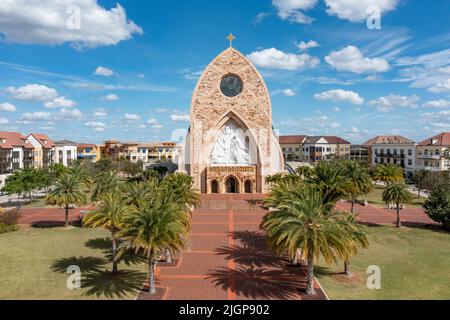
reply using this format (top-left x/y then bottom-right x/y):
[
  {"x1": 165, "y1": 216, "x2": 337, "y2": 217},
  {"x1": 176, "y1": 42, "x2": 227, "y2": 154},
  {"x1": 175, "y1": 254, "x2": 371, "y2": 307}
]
[
  {"x1": 408, "y1": 160, "x2": 412, "y2": 166},
  {"x1": 244, "y1": 180, "x2": 253, "y2": 194},
  {"x1": 211, "y1": 180, "x2": 219, "y2": 194}
]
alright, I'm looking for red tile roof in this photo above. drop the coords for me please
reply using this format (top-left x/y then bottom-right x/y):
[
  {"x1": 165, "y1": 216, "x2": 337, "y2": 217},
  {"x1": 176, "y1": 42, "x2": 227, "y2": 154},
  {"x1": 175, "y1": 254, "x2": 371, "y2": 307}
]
[
  {"x1": 279, "y1": 135, "x2": 307, "y2": 144},
  {"x1": 30, "y1": 133, "x2": 55, "y2": 148},
  {"x1": 363, "y1": 135, "x2": 415, "y2": 146},
  {"x1": 418, "y1": 132, "x2": 450, "y2": 146},
  {"x1": 77, "y1": 143, "x2": 96, "y2": 149},
  {"x1": 0, "y1": 132, "x2": 33, "y2": 149},
  {"x1": 304, "y1": 136, "x2": 351, "y2": 145}
]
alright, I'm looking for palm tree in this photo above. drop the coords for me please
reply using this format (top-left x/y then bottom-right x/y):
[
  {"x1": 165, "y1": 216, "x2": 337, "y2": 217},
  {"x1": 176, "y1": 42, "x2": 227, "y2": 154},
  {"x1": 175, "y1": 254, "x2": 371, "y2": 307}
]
[
  {"x1": 121, "y1": 192, "x2": 190, "y2": 295},
  {"x1": 92, "y1": 170, "x2": 123, "y2": 202},
  {"x1": 123, "y1": 181, "x2": 150, "y2": 209},
  {"x1": 262, "y1": 187, "x2": 360, "y2": 296},
  {"x1": 339, "y1": 213, "x2": 369, "y2": 275},
  {"x1": 372, "y1": 164, "x2": 404, "y2": 185},
  {"x1": 49, "y1": 173, "x2": 86, "y2": 228},
  {"x1": 295, "y1": 166, "x2": 313, "y2": 180},
  {"x1": 343, "y1": 160, "x2": 374, "y2": 214},
  {"x1": 160, "y1": 174, "x2": 198, "y2": 263},
  {"x1": 307, "y1": 161, "x2": 351, "y2": 208},
  {"x1": 382, "y1": 183, "x2": 413, "y2": 228},
  {"x1": 83, "y1": 193, "x2": 134, "y2": 274}
]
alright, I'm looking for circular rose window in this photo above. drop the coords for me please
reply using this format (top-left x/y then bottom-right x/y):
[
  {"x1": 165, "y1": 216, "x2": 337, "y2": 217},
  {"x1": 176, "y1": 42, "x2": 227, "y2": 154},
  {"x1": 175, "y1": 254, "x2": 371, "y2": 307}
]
[{"x1": 220, "y1": 75, "x2": 243, "y2": 97}]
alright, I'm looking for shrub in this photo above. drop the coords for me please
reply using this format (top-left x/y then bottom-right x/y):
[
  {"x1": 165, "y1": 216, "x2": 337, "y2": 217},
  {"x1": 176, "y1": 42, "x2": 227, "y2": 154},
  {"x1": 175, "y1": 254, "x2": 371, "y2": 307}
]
[
  {"x1": 424, "y1": 184, "x2": 450, "y2": 230},
  {"x1": 0, "y1": 223, "x2": 19, "y2": 234},
  {"x1": 0, "y1": 208, "x2": 22, "y2": 226}
]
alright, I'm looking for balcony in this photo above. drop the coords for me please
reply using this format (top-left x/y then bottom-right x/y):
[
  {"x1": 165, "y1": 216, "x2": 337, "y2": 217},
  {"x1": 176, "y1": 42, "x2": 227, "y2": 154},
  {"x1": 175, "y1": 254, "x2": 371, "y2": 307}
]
[
  {"x1": 418, "y1": 154, "x2": 441, "y2": 160},
  {"x1": 375, "y1": 153, "x2": 406, "y2": 159}
]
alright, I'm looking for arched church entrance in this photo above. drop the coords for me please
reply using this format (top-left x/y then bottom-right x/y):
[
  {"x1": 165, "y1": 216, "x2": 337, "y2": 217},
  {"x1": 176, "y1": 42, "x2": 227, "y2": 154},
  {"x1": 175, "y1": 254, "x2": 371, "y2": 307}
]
[{"x1": 225, "y1": 176, "x2": 239, "y2": 194}]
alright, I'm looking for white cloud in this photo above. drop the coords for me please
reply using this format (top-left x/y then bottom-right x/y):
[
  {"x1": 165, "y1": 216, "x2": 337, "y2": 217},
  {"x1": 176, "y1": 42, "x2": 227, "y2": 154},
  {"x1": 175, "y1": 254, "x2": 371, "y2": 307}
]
[
  {"x1": 423, "y1": 100, "x2": 450, "y2": 109},
  {"x1": 94, "y1": 127, "x2": 105, "y2": 132},
  {"x1": 325, "y1": 0, "x2": 399, "y2": 22},
  {"x1": 0, "y1": 102, "x2": 16, "y2": 112},
  {"x1": 170, "y1": 114, "x2": 190, "y2": 122},
  {"x1": 6, "y1": 84, "x2": 58, "y2": 102},
  {"x1": 282, "y1": 89, "x2": 296, "y2": 97},
  {"x1": 368, "y1": 94, "x2": 420, "y2": 112},
  {"x1": 0, "y1": 117, "x2": 9, "y2": 125},
  {"x1": 297, "y1": 40, "x2": 320, "y2": 52},
  {"x1": 332, "y1": 106, "x2": 341, "y2": 112},
  {"x1": 85, "y1": 121, "x2": 106, "y2": 128},
  {"x1": 93, "y1": 108, "x2": 107, "y2": 117},
  {"x1": 147, "y1": 118, "x2": 159, "y2": 125},
  {"x1": 44, "y1": 96, "x2": 77, "y2": 109},
  {"x1": 272, "y1": 0, "x2": 317, "y2": 24},
  {"x1": 248, "y1": 48, "x2": 319, "y2": 70},
  {"x1": 421, "y1": 110, "x2": 450, "y2": 129},
  {"x1": 349, "y1": 126, "x2": 359, "y2": 133},
  {"x1": 20, "y1": 111, "x2": 51, "y2": 122},
  {"x1": 125, "y1": 113, "x2": 141, "y2": 121},
  {"x1": 330, "y1": 122, "x2": 341, "y2": 128},
  {"x1": 0, "y1": 0, "x2": 143, "y2": 50},
  {"x1": 325, "y1": 46, "x2": 389, "y2": 74},
  {"x1": 94, "y1": 67, "x2": 115, "y2": 77},
  {"x1": 59, "y1": 108, "x2": 83, "y2": 119},
  {"x1": 314, "y1": 89, "x2": 364, "y2": 105},
  {"x1": 102, "y1": 94, "x2": 119, "y2": 101},
  {"x1": 429, "y1": 79, "x2": 450, "y2": 93}
]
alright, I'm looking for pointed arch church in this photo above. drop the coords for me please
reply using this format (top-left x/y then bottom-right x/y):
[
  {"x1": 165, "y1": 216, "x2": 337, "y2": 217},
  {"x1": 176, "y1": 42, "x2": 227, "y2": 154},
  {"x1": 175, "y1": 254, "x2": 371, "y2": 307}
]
[{"x1": 178, "y1": 40, "x2": 285, "y2": 194}]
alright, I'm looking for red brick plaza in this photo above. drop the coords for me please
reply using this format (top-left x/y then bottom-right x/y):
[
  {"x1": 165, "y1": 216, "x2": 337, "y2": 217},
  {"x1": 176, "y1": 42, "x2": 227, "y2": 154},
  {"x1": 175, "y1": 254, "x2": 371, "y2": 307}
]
[{"x1": 16, "y1": 195, "x2": 435, "y2": 300}]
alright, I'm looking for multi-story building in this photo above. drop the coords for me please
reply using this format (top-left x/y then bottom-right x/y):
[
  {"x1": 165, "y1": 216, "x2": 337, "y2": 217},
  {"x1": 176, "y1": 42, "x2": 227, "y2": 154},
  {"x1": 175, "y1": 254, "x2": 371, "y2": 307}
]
[
  {"x1": 0, "y1": 132, "x2": 34, "y2": 189},
  {"x1": 77, "y1": 144, "x2": 102, "y2": 162},
  {"x1": 106, "y1": 141, "x2": 178, "y2": 163},
  {"x1": 279, "y1": 135, "x2": 307, "y2": 162},
  {"x1": 302, "y1": 136, "x2": 351, "y2": 163},
  {"x1": 26, "y1": 133, "x2": 55, "y2": 168},
  {"x1": 417, "y1": 132, "x2": 450, "y2": 172},
  {"x1": 54, "y1": 140, "x2": 77, "y2": 167},
  {"x1": 364, "y1": 135, "x2": 417, "y2": 179},
  {"x1": 350, "y1": 145, "x2": 371, "y2": 165}
]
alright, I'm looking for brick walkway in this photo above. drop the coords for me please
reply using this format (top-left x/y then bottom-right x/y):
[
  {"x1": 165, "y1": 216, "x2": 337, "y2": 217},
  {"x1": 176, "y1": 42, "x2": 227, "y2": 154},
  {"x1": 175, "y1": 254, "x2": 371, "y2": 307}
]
[
  {"x1": 335, "y1": 202, "x2": 436, "y2": 226},
  {"x1": 17, "y1": 206, "x2": 94, "y2": 227},
  {"x1": 141, "y1": 196, "x2": 327, "y2": 300}
]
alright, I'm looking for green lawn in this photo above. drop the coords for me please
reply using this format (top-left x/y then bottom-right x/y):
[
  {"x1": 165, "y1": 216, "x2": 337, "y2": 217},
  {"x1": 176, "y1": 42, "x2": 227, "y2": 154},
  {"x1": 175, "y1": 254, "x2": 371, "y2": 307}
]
[
  {"x1": 360, "y1": 185, "x2": 427, "y2": 209},
  {"x1": 0, "y1": 227, "x2": 147, "y2": 300},
  {"x1": 1, "y1": 224, "x2": 449, "y2": 300},
  {"x1": 316, "y1": 224, "x2": 450, "y2": 300}
]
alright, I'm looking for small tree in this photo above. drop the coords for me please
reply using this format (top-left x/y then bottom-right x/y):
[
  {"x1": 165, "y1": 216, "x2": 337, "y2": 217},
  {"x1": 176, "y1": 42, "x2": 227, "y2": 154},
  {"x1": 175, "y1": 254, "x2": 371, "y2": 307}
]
[
  {"x1": 413, "y1": 170, "x2": 428, "y2": 198},
  {"x1": 423, "y1": 184, "x2": 450, "y2": 230},
  {"x1": 372, "y1": 164, "x2": 404, "y2": 185},
  {"x1": 382, "y1": 183, "x2": 413, "y2": 228},
  {"x1": 49, "y1": 173, "x2": 86, "y2": 228},
  {"x1": 84, "y1": 193, "x2": 135, "y2": 274}
]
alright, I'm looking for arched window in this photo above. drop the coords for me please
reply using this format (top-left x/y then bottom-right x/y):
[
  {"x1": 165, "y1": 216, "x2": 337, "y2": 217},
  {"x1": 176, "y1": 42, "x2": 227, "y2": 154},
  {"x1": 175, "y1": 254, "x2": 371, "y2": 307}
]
[
  {"x1": 211, "y1": 180, "x2": 219, "y2": 194},
  {"x1": 225, "y1": 176, "x2": 239, "y2": 194},
  {"x1": 244, "y1": 180, "x2": 253, "y2": 194}
]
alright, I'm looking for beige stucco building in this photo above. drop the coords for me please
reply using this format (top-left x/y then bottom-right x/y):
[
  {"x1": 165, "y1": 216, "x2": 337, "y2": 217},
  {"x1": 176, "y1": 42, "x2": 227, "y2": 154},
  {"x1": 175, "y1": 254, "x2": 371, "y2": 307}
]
[{"x1": 178, "y1": 45, "x2": 285, "y2": 194}]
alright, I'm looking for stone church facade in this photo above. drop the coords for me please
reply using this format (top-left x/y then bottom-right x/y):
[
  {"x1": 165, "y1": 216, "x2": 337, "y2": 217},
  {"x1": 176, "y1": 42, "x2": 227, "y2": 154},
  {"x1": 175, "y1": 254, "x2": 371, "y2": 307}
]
[{"x1": 178, "y1": 46, "x2": 285, "y2": 194}]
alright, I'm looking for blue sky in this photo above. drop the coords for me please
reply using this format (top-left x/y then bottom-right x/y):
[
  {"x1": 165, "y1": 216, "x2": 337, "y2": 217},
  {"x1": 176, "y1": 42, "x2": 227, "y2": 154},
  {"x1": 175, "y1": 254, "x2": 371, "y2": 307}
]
[{"x1": 0, "y1": 0, "x2": 449, "y2": 144}]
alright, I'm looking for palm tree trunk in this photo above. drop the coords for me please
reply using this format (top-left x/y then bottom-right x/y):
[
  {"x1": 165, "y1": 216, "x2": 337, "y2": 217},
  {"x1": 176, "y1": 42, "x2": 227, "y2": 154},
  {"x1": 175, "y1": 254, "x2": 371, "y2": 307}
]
[
  {"x1": 344, "y1": 260, "x2": 350, "y2": 275},
  {"x1": 64, "y1": 205, "x2": 70, "y2": 228},
  {"x1": 351, "y1": 199, "x2": 356, "y2": 214},
  {"x1": 165, "y1": 248, "x2": 172, "y2": 264},
  {"x1": 148, "y1": 250, "x2": 156, "y2": 295},
  {"x1": 417, "y1": 189, "x2": 421, "y2": 198},
  {"x1": 396, "y1": 204, "x2": 401, "y2": 228},
  {"x1": 29, "y1": 192, "x2": 33, "y2": 204},
  {"x1": 306, "y1": 249, "x2": 316, "y2": 296},
  {"x1": 111, "y1": 234, "x2": 119, "y2": 274}
]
